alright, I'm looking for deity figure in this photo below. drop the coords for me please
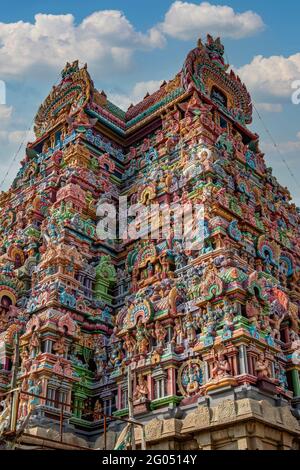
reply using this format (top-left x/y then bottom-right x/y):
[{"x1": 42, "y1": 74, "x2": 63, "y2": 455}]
[
  {"x1": 222, "y1": 301, "x2": 235, "y2": 338},
  {"x1": 123, "y1": 332, "x2": 136, "y2": 359},
  {"x1": 184, "y1": 312, "x2": 198, "y2": 344},
  {"x1": 160, "y1": 255, "x2": 170, "y2": 277},
  {"x1": 29, "y1": 330, "x2": 40, "y2": 357},
  {"x1": 16, "y1": 209, "x2": 25, "y2": 230},
  {"x1": 64, "y1": 363, "x2": 72, "y2": 377},
  {"x1": 82, "y1": 399, "x2": 92, "y2": 420},
  {"x1": 27, "y1": 375, "x2": 42, "y2": 412},
  {"x1": 187, "y1": 277, "x2": 200, "y2": 300},
  {"x1": 255, "y1": 352, "x2": 271, "y2": 380},
  {"x1": 275, "y1": 364, "x2": 288, "y2": 390},
  {"x1": 53, "y1": 359, "x2": 64, "y2": 375},
  {"x1": 135, "y1": 318, "x2": 150, "y2": 356},
  {"x1": 134, "y1": 375, "x2": 149, "y2": 402},
  {"x1": 269, "y1": 313, "x2": 284, "y2": 341},
  {"x1": 211, "y1": 351, "x2": 231, "y2": 381},
  {"x1": 109, "y1": 342, "x2": 124, "y2": 368},
  {"x1": 216, "y1": 132, "x2": 233, "y2": 155},
  {"x1": 152, "y1": 321, "x2": 167, "y2": 350},
  {"x1": 223, "y1": 297, "x2": 236, "y2": 317},
  {"x1": 94, "y1": 336, "x2": 107, "y2": 377},
  {"x1": 260, "y1": 314, "x2": 271, "y2": 332},
  {"x1": 172, "y1": 317, "x2": 185, "y2": 346},
  {"x1": 246, "y1": 294, "x2": 262, "y2": 327},
  {"x1": 174, "y1": 250, "x2": 188, "y2": 270},
  {"x1": 21, "y1": 348, "x2": 32, "y2": 374},
  {"x1": 289, "y1": 303, "x2": 300, "y2": 335},
  {"x1": 93, "y1": 400, "x2": 103, "y2": 421},
  {"x1": 182, "y1": 362, "x2": 203, "y2": 396},
  {"x1": 152, "y1": 284, "x2": 162, "y2": 301},
  {"x1": 19, "y1": 378, "x2": 29, "y2": 419},
  {"x1": 205, "y1": 303, "x2": 217, "y2": 339},
  {"x1": 0, "y1": 313, "x2": 8, "y2": 331},
  {"x1": 146, "y1": 262, "x2": 154, "y2": 277},
  {"x1": 53, "y1": 335, "x2": 68, "y2": 357}
]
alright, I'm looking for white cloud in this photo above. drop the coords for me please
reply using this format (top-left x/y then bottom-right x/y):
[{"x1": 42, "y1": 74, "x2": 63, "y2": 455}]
[
  {"x1": 109, "y1": 80, "x2": 164, "y2": 110},
  {"x1": 0, "y1": 5, "x2": 265, "y2": 83},
  {"x1": 155, "y1": 1, "x2": 264, "y2": 40},
  {"x1": 238, "y1": 53, "x2": 300, "y2": 97},
  {"x1": 0, "y1": 129, "x2": 35, "y2": 145},
  {"x1": 0, "y1": 11, "x2": 165, "y2": 79},
  {"x1": 277, "y1": 140, "x2": 300, "y2": 153},
  {"x1": 262, "y1": 133, "x2": 300, "y2": 154},
  {"x1": 255, "y1": 102, "x2": 283, "y2": 113},
  {"x1": 0, "y1": 104, "x2": 13, "y2": 122}
]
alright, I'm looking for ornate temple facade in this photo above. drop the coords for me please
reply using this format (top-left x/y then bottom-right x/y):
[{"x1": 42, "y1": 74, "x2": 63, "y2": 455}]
[{"x1": 0, "y1": 35, "x2": 300, "y2": 450}]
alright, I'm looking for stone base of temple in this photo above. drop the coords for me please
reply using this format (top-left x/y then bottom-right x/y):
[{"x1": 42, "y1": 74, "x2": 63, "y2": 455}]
[
  {"x1": 1, "y1": 427, "x2": 91, "y2": 450},
  {"x1": 9, "y1": 394, "x2": 300, "y2": 450},
  {"x1": 132, "y1": 398, "x2": 300, "y2": 451}
]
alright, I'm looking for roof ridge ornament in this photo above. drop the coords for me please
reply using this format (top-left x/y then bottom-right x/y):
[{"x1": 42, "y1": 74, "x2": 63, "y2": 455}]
[
  {"x1": 61, "y1": 60, "x2": 80, "y2": 80},
  {"x1": 205, "y1": 34, "x2": 228, "y2": 71},
  {"x1": 34, "y1": 60, "x2": 93, "y2": 138},
  {"x1": 182, "y1": 34, "x2": 252, "y2": 125}
]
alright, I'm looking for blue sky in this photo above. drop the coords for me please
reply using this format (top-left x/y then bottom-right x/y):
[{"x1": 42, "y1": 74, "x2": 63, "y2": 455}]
[{"x1": 0, "y1": 1, "x2": 299, "y2": 205}]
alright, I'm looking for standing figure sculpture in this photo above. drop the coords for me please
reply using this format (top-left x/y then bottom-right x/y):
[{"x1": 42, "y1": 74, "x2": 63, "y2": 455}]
[
  {"x1": 21, "y1": 348, "x2": 32, "y2": 374},
  {"x1": 123, "y1": 332, "x2": 136, "y2": 359},
  {"x1": 136, "y1": 318, "x2": 150, "y2": 356},
  {"x1": 152, "y1": 321, "x2": 167, "y2": 351},
  {"x1": 27, "y1": 375, "x2": 42, "y2": 412},
  {"x1": 184, "y1": 312, "x2": 198, "y2": 344},
  {"x1": 172, "y1": 317, "x2": 185, "y2": 347},
  {"x1": 94, "y1": 336, "x2": 107, "y2": 377},
  {"x1": 29, "y1": 330, "x2": 40, "y2": 358},
  {"x1": 93, "y1": 399, "x2": 103, "y2": 421}
]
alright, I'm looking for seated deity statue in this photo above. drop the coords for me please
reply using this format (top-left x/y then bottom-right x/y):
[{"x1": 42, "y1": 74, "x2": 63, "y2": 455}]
[
  {"x1": 255, "y1": 352, "x2": 271, "y2": 380},
  {"x1": 133, "y1": 375, "x2": 149, "y2": 402},
  {"x1": 211, "y1": 351, "x2": 231, "y2": 381}
]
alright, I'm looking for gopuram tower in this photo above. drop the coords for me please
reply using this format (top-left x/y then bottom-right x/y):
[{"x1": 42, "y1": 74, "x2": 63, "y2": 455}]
[{"x1": 0, "y1": 35, "x2": 300, "y2": 450}]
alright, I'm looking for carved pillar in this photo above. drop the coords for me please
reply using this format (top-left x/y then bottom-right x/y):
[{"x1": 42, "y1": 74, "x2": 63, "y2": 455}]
[
  {"x1": 117, "y1": 384, "x2": 122, "y2": 409},
  {"x1": 204, "y1": 361, "x2": 209, "y2": 383},
  {"x1": 291, "y1": 369, "x2": 300, "y2": 397},
  {"x1": 167, "y1": 367, "x2": 176, "y2": 396},
  {"x1": 67, "y1": 389, "x2": 72, "y2": 413},
  {"x1": 73, "y1": 396, "x2": 79, "y2": 417},
  {"x1": 238, "y1": 345, "x2": 248, "y2": 375},
  {"x1": 147, "y1": 373, "x2": 154, "y2": 400},
  {"x1": 226, "y1": 346, "x2": 238, "y2": 375},
  {"x1": 247, "y1": 351, "x2": 256, "y2": 376}
]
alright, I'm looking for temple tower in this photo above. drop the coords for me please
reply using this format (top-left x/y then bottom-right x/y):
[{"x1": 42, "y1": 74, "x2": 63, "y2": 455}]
[{"x1": 0, "y1": 37, "x2": 299, "y2": 450}]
